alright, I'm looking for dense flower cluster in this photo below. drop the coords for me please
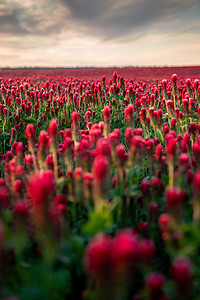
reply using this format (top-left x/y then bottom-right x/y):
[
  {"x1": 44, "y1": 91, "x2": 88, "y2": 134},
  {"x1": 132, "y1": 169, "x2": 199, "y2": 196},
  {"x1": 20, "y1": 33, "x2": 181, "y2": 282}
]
[{"x1": 0, "y1": 68, "x2": 199, "y2": 299}]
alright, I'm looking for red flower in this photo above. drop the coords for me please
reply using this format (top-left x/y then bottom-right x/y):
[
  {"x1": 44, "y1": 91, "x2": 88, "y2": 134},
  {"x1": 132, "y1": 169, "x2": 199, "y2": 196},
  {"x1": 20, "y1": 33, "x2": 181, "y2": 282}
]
[
  {"x1": 38, "y1": 130, "x2": 49, "y2": 148},
  {"x1": 149, "y1": 202, "x2": 158, "y2": 215},
  {"x1": 167, "y1": 138, "x2": 176, "y2": 158},
  {"x1": 84, "y1": 233, "x2": 111, "y2": 275},
  {"x1": 158, "y1": 213, "x2": 171, "y2": 231},
  {"x1": 54, "y1": 194, "x2": 67, "y2": 207},
  {"x1": 48, "y1": 119, "x2": 58, "y2": 137},
  {"x1": 96, "y1": 138, "x2": 111, "y2": 158},
  {"x1": 140, "y1": 179, "x2": 150, "y2": 195},
  {"x1": 116, "y1": 144, "x2": 127, "y2": 165},
  {"x1": 155, "y1": 144, "x2": 163, "y2": 161},
  {"x1": 0, "y1": 186, "x2": 9, "y2": 208},
  {"x1": 179, "y1": 153, "x2": 189, "y2": 166},
  {"x1": 46, "y1": 154, "x2": 54, "y2": 168},
  {"x1": 73, "y1": 167, "x2": 83, "y2": 180},
  {"x1": 146, "y1": 272, "x2": 165, "y2": 297},
  {"x1": 13, "y1": 200, "x2": 29, "y2": 218},
  {"x1": 25, "y1": 124, "x2": 35, "y2": 140},
  {"x1": 71, "y1": 111, "x2": 79, "y2": 123},
  {"x1": 171, "y1": 257, "x2": 193, "y2": 287},
  {"x1": 103, "y1": 105, "x2": 111, "y2": 118},
  {"x1": 193, "y1": 169, "x2": 200, "y2": 193},
  {"x1": 64, "y1": 128, "x2": 72, "y2": 138},
  {"x1": 92, "y1": 155, "x2": 108, "y2": 182},
  {"x1": 16, "y1": 142, "x2": 24, "y2": 155},
  {"x1": 63, "y1": 138, "x2": 73, "y2": 150},
  {"x1": 133, "y1": 128, "x2": 143, "y2": 136},
  {"x1": 171, "y1": 73, "x2": 177, "y2": 83},
  {"x1": 170, "y1": 118, "x2": 176, "y2": 129},
  {"x1": 111, "y1": 230, "x2": 140, "y2": 270},
  {"x1": 139, "y1": 239, "x2": 155, "y2": 264},
  {"x1": 125, "y1": 104, "x2": 134, "y2": 119},
  {"x1": 125, "y1": 128, "x2": 133, "y2": 145},
  {"x1": 161, "y1": 79, "x2": 167, "y2": 87},
  {"x1": 25, "y1": 154, "x2": 33, "y2": 167},
  {"x1": 27, "y1": 170, "x2": 55, "y2": 207},
  {"x1": 152, "y1": 177, "x2": 164, "y2": 193},
  {"x1": 13, "y1": 179, "x2": 23, "y2": 194},
  {"x1": 165, "y1": 187, "x2": 183, "y2": 215},
  {"x1": 185, "y1": 78, "x2": 191, "y2": 87}
]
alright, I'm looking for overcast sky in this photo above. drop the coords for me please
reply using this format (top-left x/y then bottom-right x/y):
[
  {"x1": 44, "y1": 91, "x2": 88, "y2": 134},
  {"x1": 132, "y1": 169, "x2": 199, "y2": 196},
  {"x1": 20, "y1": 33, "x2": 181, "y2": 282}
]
[{"x1": 0, "y1": 0, "x2": 200, "y2": 67}]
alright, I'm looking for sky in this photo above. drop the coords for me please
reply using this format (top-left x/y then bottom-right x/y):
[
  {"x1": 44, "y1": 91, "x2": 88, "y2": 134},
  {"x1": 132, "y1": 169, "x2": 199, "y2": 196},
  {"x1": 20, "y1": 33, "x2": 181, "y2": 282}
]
[{"x1": 0, "y1": 0, "x2": 200, "y2": 67}]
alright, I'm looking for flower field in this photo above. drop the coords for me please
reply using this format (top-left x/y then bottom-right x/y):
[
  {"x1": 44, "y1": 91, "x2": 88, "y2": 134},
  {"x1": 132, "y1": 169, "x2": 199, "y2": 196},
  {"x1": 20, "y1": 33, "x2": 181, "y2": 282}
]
[{"x1": 0, "y1": 67, "x2": 200, "y2": 299}]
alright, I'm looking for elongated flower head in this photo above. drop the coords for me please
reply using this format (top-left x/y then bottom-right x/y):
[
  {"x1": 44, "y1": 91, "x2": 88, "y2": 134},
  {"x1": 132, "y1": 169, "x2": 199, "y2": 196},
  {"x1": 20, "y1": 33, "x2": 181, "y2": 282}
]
[
  {"x1": 84, "y1": 233, "x2": 111, "y2": 276},
  {"x1": 92, "y1": 155, "x2": 108, "y2": 182},
  {"x1": 111, "y1": 230, "x2": 140, "y2": 271},
  {"x1": 27, "y1": 170, "x2": 55, "y2": 207},
  {"x1": 103, "y1": 105, "x2": 111, "y2": 119},
  {"x1": 25, "y1": 124, "x2": 35, "y2": 141},
  {"x1": 172, "y1": 257, "x2": 193, "y2": 288},
  {"x1": 146, "y1": 272, "x2": 165, "y2": 298},
  {"x1": 48, "y1": 119, "x2": 58, "y2": 138},
  {"x1": 38, "y1": 130, "x2": 49, "y2": 148}
]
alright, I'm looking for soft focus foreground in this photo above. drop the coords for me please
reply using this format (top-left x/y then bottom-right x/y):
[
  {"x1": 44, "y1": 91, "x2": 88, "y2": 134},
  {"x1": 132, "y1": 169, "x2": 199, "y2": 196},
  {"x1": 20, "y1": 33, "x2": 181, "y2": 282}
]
[{"x1": 0, "y1": 67, "x2": 200, "y2": 299}]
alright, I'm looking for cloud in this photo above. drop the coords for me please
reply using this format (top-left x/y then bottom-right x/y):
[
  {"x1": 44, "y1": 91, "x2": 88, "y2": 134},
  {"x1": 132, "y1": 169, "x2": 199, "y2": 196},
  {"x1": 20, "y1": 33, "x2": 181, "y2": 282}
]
[
  {"x1": 0, "y1": 0, "x2": 199, "y2": 67},
  {"x1": 58, "y1": 0, "x2": 200, "y2": 40},
  {"x1": 0, "y1": 0, "x2": 199, "y2": 41},
  {"x1": 0, "y1": 0, "x2": 67, "y2": 36},
  {"x1": 1, "y1": 31, "x2": 199, "y2": 67},
  {"x1": 0, "y1": 2, "x2": 29, "y2": 35}
]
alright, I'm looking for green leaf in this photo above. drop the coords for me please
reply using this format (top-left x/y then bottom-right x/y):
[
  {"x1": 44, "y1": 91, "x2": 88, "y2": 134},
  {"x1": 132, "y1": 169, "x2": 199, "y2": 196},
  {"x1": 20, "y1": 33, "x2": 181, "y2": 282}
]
[
  {"x1": 0, "y1": 133, "x2": 10, "y2": 140},
  {"x1": 81, "y1": 209, "x2": 113, "y2": 236}
]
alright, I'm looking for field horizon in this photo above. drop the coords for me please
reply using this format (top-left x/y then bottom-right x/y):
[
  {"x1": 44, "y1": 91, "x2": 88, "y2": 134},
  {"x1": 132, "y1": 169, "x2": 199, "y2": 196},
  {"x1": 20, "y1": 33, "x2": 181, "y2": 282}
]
[{"x1": 1, "y1": 66, "x2": 200, "y2": 81}]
